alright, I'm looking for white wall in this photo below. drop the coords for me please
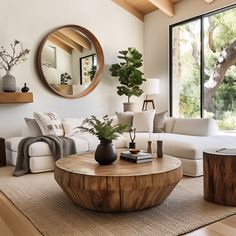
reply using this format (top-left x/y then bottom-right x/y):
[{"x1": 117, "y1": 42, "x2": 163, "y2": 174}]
[
  {"x1": 0, "y1": 0, "x2": 143, "y2": 138},
  {"x1": 144, "y1": 0, "x2": 236, "y2": 112}
]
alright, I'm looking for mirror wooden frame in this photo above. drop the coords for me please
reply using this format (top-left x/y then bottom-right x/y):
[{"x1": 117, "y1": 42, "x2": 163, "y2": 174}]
[{"x1": 36, "y1": 25, "x2": 104, "y2": 98}]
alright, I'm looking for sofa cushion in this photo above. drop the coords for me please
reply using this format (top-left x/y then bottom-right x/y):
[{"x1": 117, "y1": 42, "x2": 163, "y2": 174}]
[
  {"x1": 109, "y1": 115, "x2": 119, "y2": 125},
  {"x1": 34, "y1": 112, "x2": 64, "y2": 136},
  {"x1": 164, "y1": 117, "x2": 176, "y2": 133},
  {"x1": 153, "y1": 110, "x2": 168, "y2": 133},
  {"x1": 28, "y1": 137, "x2": 89, "y2": 157},
  {"x1": 29, "y1": 156, "x2": 55, "y2": 173},
  {"x1": 62, "y1": 116, "x2": 118, "y2": 136},
  {"x1": 161, "y1": 134, "x2": 205, "y2": 160},
  {"x1": 178, "y1": 157, "x2": 203, "y2": 177},
  {"x1": 5, "y1": 137, "x2": 24, "y2": 152},
  {"x1": 116, "y1": 112, "x2": 133, "y2": 126},
  {"x1": 161, "y1": 133, "x2": 236, "y2": 160},
  {"x1": 62, "y1": 118, "x2": 84, "y2": 136},
  {"x1": 6, "y1": 149, "x2": 17, "y2": 166},
  {"x1": 24, "y1": 118, "x2": 42, "y2": 136},
  {"x1": 72, "y1": 133, "x2": 127, "y2": 151},
  {"x1": 130, "y1": 133, "x2": 236, "y2": 160},
  {"x1": 133, "y1": 110, "x2": 155, "y2": 132},
  {"x1": 6, "y1": 136, "x2": 89, "y2": 157},
  {"x1": 172, "y1": 118, "x2": 218, "y2": 136}
]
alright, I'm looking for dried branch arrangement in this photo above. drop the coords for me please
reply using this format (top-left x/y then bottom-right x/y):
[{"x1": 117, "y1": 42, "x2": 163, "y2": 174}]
[{"x1": 0, "y1": 40, "x2": 30, "y2": 72}]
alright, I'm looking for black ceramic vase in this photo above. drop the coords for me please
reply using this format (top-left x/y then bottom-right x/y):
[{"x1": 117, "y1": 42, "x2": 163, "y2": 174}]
[
  {"x1": 95, "y1": 139, "x2": 117, "y2": 165},
  {"x1": 21, "y1": 83, "x2": 29, "y2": 93}
]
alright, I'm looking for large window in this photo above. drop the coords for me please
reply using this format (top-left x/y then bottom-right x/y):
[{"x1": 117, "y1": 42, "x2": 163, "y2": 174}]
[{"x1": 170, "y1": 5, "x2": 236, "y2": 132}]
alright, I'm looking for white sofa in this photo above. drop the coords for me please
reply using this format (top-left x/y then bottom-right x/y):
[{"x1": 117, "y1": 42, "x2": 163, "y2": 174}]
[
  {"x1": 130, "y1": 118, "x2": 236, "y2": 176},
  {"x1": 5, "y1": 117, "x2": 236, "y2": 177}
]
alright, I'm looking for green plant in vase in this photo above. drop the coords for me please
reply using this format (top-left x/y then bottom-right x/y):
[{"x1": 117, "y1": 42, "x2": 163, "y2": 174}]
[
  {"x1": 78, "y1": 115, "x2": 129, "y2": 165},
  {"x1": 87, "y1": 65, "x2": 97, "y2": 81},
  {"x1": 109, "y1": 47, "x2": 145, "y2": 111},
  {"x1": 0, "y1": 40, "x2": 30, "y2": 92},
  {"x1": 60, "y1": 72, "x2": 72, "y2": 84}
]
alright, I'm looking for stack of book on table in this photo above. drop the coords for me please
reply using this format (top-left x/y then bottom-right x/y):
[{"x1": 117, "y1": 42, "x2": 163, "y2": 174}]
[{"x1": 120, "y1": 151, "x2": 153, "y2": 163}]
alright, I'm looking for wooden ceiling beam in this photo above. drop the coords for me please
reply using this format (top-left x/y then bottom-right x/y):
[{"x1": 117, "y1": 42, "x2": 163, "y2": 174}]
[
  {"x1": 48, "y1": 35, "x2": 72, "y2": 54},
  {"x1": 113, "y1": 0, "x2": 144, "y2": 21},
  {"x1": 53, "y1": 32, "x2": 83, "y2": 52},
  {"x1": 204, "y1": 0, "x2": 215, "y2": 3},
  {"x1": 148, "y1": 0, "x2": 174, "y2": 17},
  {"x1": 58, "y1": 28, "x2": 92, "y2": 50}
]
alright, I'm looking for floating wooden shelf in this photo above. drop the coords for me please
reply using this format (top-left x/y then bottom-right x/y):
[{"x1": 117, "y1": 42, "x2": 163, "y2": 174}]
[{"x1": 0, "y1": 92, "x2": 33, "y2": 103}]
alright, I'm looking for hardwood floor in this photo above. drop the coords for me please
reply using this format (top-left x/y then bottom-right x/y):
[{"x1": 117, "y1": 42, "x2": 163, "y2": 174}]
[
  {"x1": 0, "y1": 192, "x2": 235, "y2": 236},
  {"x1": 0, "y1": 193, "x2": 41, "y2": 236},
  {"x1": 0, "y1": 217, "x2": 15, "y2": 236},
  {"x1": 185, "y1": 215, "x2": 236, "y2": 236}
]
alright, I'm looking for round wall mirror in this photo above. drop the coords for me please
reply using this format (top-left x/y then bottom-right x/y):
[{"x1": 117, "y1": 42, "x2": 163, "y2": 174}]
[{"x1": 36, "y1": 25, "x2": 104, "y2": 98}]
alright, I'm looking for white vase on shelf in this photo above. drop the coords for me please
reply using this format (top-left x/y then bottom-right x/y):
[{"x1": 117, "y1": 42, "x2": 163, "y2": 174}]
[{"x1": 2, "y1": 71, "x2": 16, "y2": 92}]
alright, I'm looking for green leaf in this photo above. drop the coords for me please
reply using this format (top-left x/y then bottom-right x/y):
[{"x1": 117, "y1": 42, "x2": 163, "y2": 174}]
[{"x1": 119, "y1": 50, "x2": 128, "y2": 56}]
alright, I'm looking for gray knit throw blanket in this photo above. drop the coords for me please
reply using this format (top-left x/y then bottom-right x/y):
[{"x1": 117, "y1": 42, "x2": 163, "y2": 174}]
[{"x1": 13, "y1": 134, "x2": 76, "y2": 176}]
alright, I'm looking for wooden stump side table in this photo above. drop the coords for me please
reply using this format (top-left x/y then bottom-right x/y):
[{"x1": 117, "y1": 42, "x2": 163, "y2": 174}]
[
  {"x1": 54, "y1": 152, "x2": 183, "y2": 212},
  {"x1": 203, "y1": 149, "x2": 236, "y2": 206}
]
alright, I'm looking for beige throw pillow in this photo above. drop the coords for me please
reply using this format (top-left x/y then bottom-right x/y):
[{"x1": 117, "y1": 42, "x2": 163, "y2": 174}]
[
  {"x1": 164, "y1": 117, "x2": 176, "y2": 133},
  {"x1": 34, "y1": 112, "x2": 64, "y2": 136},
  {"x1": 132, "y1": 110, "x2": 155, "y2": 132},
  {"x1": 62, "y1": 118, "x2": 85, "y2": 136},
  {"x1": 24, "y1": 118, "x2": 42, "y2": 137},
  {"x1": 153, "y1": 110, "x2": 168, "y2": 133},
  {"x1": 116, "y1": 112, "x2": 133, "y2": 126}
]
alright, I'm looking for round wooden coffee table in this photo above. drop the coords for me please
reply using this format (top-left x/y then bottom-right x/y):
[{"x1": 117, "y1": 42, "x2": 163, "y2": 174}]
[
  {"x1": 54, "y1": 151, "x2": 183, "y2": 212},
  {"x1": 203, "y1": 149, "x2": 236, "y2": 206}
]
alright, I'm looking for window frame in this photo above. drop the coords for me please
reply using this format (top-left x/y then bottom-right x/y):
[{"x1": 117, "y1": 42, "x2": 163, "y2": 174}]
[{"x1": 169, "y1": 3, "x2": 236, "y2": 117}]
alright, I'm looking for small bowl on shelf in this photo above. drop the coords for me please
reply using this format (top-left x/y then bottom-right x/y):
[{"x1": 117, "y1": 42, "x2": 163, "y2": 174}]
[{"x1": 129, "y1": 148, "x2": 140, "y2": 154}]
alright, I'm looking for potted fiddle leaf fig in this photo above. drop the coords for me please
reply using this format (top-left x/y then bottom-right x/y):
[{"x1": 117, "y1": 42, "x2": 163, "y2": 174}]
[
  {"x1": 78, "y1": 115, "x2": 129, "y2": 165},
  {"x1": 109, "y1": 47, "x2": 145, "y2": 112}
]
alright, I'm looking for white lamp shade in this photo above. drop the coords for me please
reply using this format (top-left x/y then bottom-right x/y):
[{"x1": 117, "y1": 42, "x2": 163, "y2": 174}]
[{"x1": 142, "y1": 78, "x2": 159, "y2": 95}]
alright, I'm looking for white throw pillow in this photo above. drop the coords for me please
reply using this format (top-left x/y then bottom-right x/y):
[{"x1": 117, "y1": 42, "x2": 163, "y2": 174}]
[
  {"x1": 24, "y1": 118, "x2": 42, "y2": 136},
  {"x1": 133, "y1": 110, "x2": 156, "y2": 132},
  {"x1": 108, "y1": 115, "x2": 119, "y2": 126},
  {"x1": 153, "y1": 110, "x2": 168, "y2": 133},
  {"x1": 62, "y1": 118, "x2": 85, "y2": 136},
  {"x1": 164, "y1": 117, "x2": 176, "y2": 133},
  {"x1": 34, "y1": 112, "x2": 64, "y2": 136},
  {"x1": 116, "y1": 112, "x2": 133, "y2": 126}
]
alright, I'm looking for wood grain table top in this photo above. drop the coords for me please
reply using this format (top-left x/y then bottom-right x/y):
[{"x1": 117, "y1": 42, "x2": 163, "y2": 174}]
[{"x1": 55, "y1": 151, "x2": 181, "y2": 177}]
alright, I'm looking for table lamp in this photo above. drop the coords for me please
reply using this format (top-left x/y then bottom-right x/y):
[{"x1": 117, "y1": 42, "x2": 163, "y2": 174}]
[{"x1": 141, "y1": 78, "x2": 159, "y2": 111}]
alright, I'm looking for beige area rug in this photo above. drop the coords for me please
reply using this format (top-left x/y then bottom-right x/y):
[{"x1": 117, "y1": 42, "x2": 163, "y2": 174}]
[{"x1": 0, "y1": 166, "x2": 236, "y2": 236}]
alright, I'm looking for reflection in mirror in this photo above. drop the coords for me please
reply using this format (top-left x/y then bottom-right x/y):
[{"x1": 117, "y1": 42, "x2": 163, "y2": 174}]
[
  {"x1": 42, "y1": 45, "x2": 57, "y2": 68},
  {"x1": 37, "y1": 25, "x2": 104, "y2": 98},
  {"x1": 79, "y1": 53, "x2": 97, "y2": 85}
]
